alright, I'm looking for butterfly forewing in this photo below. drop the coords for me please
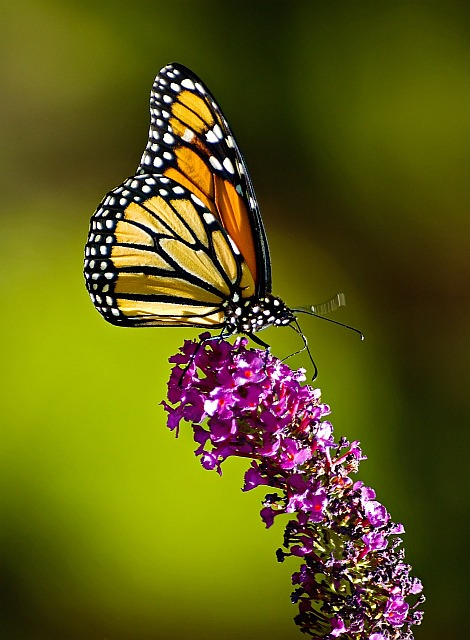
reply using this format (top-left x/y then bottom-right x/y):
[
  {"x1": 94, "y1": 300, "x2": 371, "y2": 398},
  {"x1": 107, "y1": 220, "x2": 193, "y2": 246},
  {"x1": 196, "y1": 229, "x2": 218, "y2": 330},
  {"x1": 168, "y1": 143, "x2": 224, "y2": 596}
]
[{"x1": 138, "y1": 63, "x2": 271, "y2": 296}]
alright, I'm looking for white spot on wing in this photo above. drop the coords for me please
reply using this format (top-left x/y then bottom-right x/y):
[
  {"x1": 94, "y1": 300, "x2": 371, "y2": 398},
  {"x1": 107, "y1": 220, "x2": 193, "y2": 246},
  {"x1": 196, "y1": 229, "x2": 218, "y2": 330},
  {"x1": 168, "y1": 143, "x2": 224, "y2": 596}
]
[
  {"x1": 228, "y1": 236, "x2": 240, "y2": 255},
  {"x1": 223, "y1": 157, "x2": 235, "y2": 174},
  {"x1": 203, "y1": 212, "x2": 216, "y2": 224},
  {"x1": 182, "y1": 128, "x2": 195, "y2": 142},
  {"x1": 191, "y1": 194, "x2": 205, "y2": 208},
  {"x1": 205, "y1": 130, "x2": 218, "y2": 143},
  {"x1": 181, "y1": 78, "x2": 195, "y2": 90},
  {"x1": 209, "y1": 156, "x2": 223, "y2": 171}
]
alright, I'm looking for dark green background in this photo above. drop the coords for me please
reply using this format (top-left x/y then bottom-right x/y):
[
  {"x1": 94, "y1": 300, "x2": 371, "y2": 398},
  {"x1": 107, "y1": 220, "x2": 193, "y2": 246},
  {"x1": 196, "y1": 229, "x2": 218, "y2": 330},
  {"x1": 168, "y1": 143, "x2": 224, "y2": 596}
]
[{"x1": 2, "y1": 2, "x2": 468, "y2": 638}]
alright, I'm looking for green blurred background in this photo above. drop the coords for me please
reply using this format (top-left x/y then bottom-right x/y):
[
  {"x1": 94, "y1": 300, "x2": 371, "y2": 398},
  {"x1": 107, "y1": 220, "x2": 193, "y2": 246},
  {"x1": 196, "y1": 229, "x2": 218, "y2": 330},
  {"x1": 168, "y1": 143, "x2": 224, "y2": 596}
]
[{"x1": 1, "y1": 1, "x2": 468, "y2": 638}]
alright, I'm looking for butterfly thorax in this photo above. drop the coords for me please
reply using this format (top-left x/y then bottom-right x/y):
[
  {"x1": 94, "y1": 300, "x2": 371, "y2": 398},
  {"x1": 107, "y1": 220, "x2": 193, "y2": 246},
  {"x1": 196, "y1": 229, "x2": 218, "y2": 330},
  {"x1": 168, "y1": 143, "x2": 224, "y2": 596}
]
[{"x1": 223, "y1": 293, "x2": 294, "y2": 335}]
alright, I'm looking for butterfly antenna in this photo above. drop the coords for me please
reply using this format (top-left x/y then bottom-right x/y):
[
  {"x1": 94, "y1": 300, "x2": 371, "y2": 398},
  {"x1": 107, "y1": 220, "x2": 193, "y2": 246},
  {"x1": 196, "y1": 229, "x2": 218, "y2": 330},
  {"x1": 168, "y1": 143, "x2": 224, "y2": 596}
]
[
  {"x1": 294, "y1": 293, "x2": 364, "y2": 341},
  {"x1": 310, "y1": 292, "x2": 347, "y2": 315},
  {"x1": 284, "y1": 320, "x2": 318, "y2": 380}
]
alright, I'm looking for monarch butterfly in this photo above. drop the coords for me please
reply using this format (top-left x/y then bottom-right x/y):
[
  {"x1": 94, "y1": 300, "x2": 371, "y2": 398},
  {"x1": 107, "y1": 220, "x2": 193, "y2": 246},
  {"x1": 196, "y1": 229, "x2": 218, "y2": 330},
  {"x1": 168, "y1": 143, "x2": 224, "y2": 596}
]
[
  {"x1": 84, "y1": 62, "x2": 297, "y2": 342},
  {"x1": 84, "y1": 63, "x2": 357, "y2": 357}
]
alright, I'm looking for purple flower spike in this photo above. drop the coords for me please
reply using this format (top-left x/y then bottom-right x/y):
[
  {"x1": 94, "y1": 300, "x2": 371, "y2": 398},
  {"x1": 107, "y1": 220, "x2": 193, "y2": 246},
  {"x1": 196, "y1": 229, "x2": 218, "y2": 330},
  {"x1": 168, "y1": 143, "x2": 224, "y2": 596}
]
[{"x1": 163, "y1": 336, "x2": 425, "y2": 639}]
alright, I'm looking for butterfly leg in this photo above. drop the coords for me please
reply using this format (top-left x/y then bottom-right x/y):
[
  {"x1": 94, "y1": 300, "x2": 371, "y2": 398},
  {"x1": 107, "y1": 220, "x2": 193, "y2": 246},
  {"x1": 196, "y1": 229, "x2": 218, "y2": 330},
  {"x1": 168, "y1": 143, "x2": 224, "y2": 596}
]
[
  {"x1": 177, "y1": 333, "x2": 212, "y2": 387},
  {"x1": 177, "y1": 331, "x2": 233, "y2": 386}
]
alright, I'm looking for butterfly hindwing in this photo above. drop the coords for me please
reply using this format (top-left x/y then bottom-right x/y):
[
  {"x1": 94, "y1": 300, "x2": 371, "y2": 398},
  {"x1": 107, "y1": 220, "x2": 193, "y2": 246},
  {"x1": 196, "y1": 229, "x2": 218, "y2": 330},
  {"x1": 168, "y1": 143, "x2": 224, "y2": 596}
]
[
  {"x1": 84, "y1": 174, "x2": 256, "y2": 327},
  {"x1": 137, "y1": 63, "x2": 271, "y2": 296}
]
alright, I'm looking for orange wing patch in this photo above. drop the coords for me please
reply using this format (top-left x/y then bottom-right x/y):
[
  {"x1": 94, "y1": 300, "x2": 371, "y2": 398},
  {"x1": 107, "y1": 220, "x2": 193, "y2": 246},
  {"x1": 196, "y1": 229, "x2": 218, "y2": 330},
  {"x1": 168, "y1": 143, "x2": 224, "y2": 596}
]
[
  {"x1": 163, "y1": 151, "x2": 257, "y2": 282},
  {"x1": 111, "y1": 245, "x2": 172, "y2": 270},
  {"x1": 114, "y1": 220, "x2": 154, "y2": 246},
  {"x1": 114, "y1": 273, "x2": 224, "y2": 305},
  {"x1": 115, "y1": 297, "x2": 225, "y2": 325},
  {"x1": 170, "y1": 103, "x2": 207, "y2": 139},
  {"x1": 164, "y1": 87, "x2": 259, "y2": 284},
  {"x1": 213, "y1": 176, "x2": 257, "y2": 283},
  {"x1": 164, "y1": 148, "x2": 214, "y2": 209},
  {"x1": 177, "y1": 90, "x2": 214, "y2": 127}
]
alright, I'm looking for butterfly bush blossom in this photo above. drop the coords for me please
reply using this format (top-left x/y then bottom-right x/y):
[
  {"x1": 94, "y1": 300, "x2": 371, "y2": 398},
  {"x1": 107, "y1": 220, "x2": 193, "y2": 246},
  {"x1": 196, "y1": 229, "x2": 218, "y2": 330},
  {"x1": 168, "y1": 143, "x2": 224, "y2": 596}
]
[{"x1": 163, "y1": 335, "x2": 424, "y2": 639}]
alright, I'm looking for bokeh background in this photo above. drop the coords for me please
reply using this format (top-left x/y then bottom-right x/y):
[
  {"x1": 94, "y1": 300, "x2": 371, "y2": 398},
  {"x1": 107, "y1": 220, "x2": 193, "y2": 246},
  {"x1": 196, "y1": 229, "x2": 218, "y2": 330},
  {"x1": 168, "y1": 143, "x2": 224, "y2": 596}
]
[{"x1": 1, "y1": 2, "x2": 469, "y2": 638}]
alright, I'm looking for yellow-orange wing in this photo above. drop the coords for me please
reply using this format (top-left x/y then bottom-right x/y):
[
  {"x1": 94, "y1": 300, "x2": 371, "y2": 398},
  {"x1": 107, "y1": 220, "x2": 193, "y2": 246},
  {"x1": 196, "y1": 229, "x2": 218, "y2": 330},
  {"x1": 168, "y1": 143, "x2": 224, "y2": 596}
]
[
  {"x1": 84, "y1": 174, "x2": 256, "y2": 327},
  {"x1": 137, "y1": 62, "x2": 271, "y2": 296}
]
